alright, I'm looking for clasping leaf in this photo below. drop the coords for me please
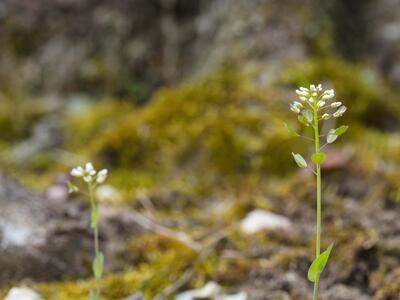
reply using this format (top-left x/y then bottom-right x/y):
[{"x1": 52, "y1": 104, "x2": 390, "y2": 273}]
[
  {"x1": 311, "y1": 152, "x2": 327, "y2": 165},
  {"x1": 93, "y1": 252, "x2": 104, "y2": 279},
  {"x1": 292, "y1": 152, "x2": 307, "y2": 168},
  {"x1": 308, "y1": 243, "x2": 334, "y2": 282}
]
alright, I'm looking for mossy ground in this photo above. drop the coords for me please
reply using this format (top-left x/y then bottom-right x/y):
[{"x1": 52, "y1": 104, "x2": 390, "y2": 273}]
[{"x1": 0, "y1": 57, "x2": 399, "y2": 299}]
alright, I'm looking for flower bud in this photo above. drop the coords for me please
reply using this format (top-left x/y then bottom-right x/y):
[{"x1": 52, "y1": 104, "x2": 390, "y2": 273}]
[
  {"x1": 290, "y1": 106, "x2": 301, "y2": 114},
  {"x1": 294, "y1": 101, "x2": 303, "y2": 108},
  {"x1": 331, "y1": 102, "x2": 342, "y2": 108},
  {"x1": 322, "y1": 94, "x2": 335, "y2": 100},
  {"x1": 299, "y1": 96, "x2": 308, "y2": 102},
  {"x1": 333, "y1": 106, "x2": 347, "y2": 117},
  {"x1": 322, "y1": 113, "x2": 331, "y2": 120}
]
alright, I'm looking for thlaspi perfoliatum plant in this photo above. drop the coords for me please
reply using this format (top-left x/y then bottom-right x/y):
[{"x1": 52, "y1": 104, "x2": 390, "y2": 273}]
[
  {"x1": 286, "y1": 84, "x2": 348, "y2": 300},
  {"x1": 69, "y1": 163, "x2": 108, "y2": 300}
]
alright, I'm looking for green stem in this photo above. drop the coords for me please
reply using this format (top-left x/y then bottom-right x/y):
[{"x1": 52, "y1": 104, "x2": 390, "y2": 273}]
[
  {"x1": 89, "y1": 183, "x2": 101, "y2": 298},
  {"x1": 313, "y1": 276, "x2": 320, "y2": 300},
  {"x1": 313, "y1": 105, "x2": 322, "y2": 300}
]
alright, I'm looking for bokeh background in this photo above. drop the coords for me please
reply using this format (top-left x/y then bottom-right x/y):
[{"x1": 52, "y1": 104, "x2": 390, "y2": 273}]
[{"x1": 0, "y1": 0, "x2": 400, "y2": 299}]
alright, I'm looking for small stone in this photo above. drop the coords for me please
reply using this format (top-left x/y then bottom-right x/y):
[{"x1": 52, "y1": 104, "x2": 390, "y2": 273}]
[
  {"x1": 240, "y1": 209, "x2": 291, "y2": 234},
  {"x1": 123, "y1": 292, "x2": 143, "y2": 300},
  {"x1": 175, "y1": 281, "x2": 221, "y2": 300},
  {"x1": 5, "y1": 287, "x2": 42, "y2": 300},
  {"x1": 218, "y1": 292, "x2": 247, "y2": 300}
]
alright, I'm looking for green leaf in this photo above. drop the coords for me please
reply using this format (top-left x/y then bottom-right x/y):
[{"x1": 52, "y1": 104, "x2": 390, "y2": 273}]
[
  {"x1": 327, "y1": 125, "x2": 348, "y2": 144},
  {"x1": 93, "y1": 252, "x2": 104, "y2": 279},
  {"x1": 298, "y1": 115, "x2": 310, "y2": 127},
  {"x1": 91, "y1": 208, "x2": 99, "y2": 229},
  {"x1": 67, "y1": 181, "x2": 79, "y2": 193},
  {"x1": 334, "y1": 125, "x2": 349, "y2": 136},
  {"x1": 292, "y1": 152, "x2": 307, "y2": 168},
  {"x1": 284, "y1": 122, "x2": 300, "y2": 137},
  {"x1": 312, "y1": 152, "x2": 327, "y2": 164},
  {"x1": 308, "y1": 243, "x2": 334, "y2": 282}
]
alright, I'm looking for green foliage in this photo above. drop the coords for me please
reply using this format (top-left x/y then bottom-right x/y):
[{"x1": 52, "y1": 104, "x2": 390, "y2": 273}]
[
  {"x1": 307, "y1": 243, "x2": 334, "y2": 282},
  {"x1": 327, "y1": 125, "x2": 348, "y2": 144}
]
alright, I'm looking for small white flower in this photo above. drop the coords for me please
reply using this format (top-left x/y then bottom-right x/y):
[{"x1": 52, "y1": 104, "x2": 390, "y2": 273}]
[
  {"x1": 331, "y1": 102, "x2": 342, "y2": 108},
  {"x1": 299, "y1": 87, "x2": 309, "y2": 92},
  {"x1": 96, "y1": 169, "x2": 108, "y2": 184},
  {"x1": 85, "y1": 162, "x2": 96, "y2": 175},
  {"x1": 71, "y1": 166, "x2": 84, "y2": 177},
  {"x1": 333, "y1": 106, "x2": 347, "y2": 117},
  {"x1": 308, "y1": 97, "x2": 315, "y2": 103},
  {"x1": 317, "y1": 101, "x2": 325, "y2": 108},
  {"x1": 322, "y1": 113, "x2": 331, "y2": 120},
  {"x1": 317, "y1": 84, "x2": 322, "y2": 91},
  {"x1": 310, "y1": 84, "x2": 316, "y2": 91}
]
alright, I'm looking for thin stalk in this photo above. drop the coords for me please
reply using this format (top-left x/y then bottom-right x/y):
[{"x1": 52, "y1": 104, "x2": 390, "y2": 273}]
[
  {"x1": 312, "y1": 105, "x2": 322, "y2": 300},
  {"x1": 89, "y1": 183, "x2": 101, "y2": 298}
]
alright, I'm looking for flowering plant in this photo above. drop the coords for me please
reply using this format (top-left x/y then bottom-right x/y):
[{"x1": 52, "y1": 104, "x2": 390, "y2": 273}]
[
  {"x1": 69, "y1": 162, "x2": 108, "y2": 300},
  {"x1": 287, "y1": 84, "x2": 348, "y2": 300}
]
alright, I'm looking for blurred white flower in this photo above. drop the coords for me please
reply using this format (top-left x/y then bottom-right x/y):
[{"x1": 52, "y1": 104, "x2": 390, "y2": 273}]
[
  {"x1": 70, "y1": 166, "x2": 84, "y2": 177},
  {"x1": 96, "y1": 169, "x2": 108, "y2": 184},
  {"x1": 317, "y1": 101, "x2": 325, "y2": 108}
]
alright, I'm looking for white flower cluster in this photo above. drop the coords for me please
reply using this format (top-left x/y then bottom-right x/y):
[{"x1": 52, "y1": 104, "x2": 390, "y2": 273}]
[
  {"x1": 71, "y1": 162, "x2": 108, "y2": 184},
  {"x1": 291, "y1": 84, "x2": 347, "y2": 120}
]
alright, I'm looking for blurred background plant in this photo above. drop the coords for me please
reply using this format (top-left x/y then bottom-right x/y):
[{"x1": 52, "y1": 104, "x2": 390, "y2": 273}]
[{"x1": 0, "y1": 0, "x2": 399, "y2": 299}]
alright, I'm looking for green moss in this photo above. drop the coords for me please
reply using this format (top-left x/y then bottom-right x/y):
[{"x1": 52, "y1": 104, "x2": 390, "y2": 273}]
[
  {"x1": 66, "y1": 68, "x2": 305, "y2": 194},
  {"x1": 0, "y1": 98, "x2": 45, "y2": 142}
]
